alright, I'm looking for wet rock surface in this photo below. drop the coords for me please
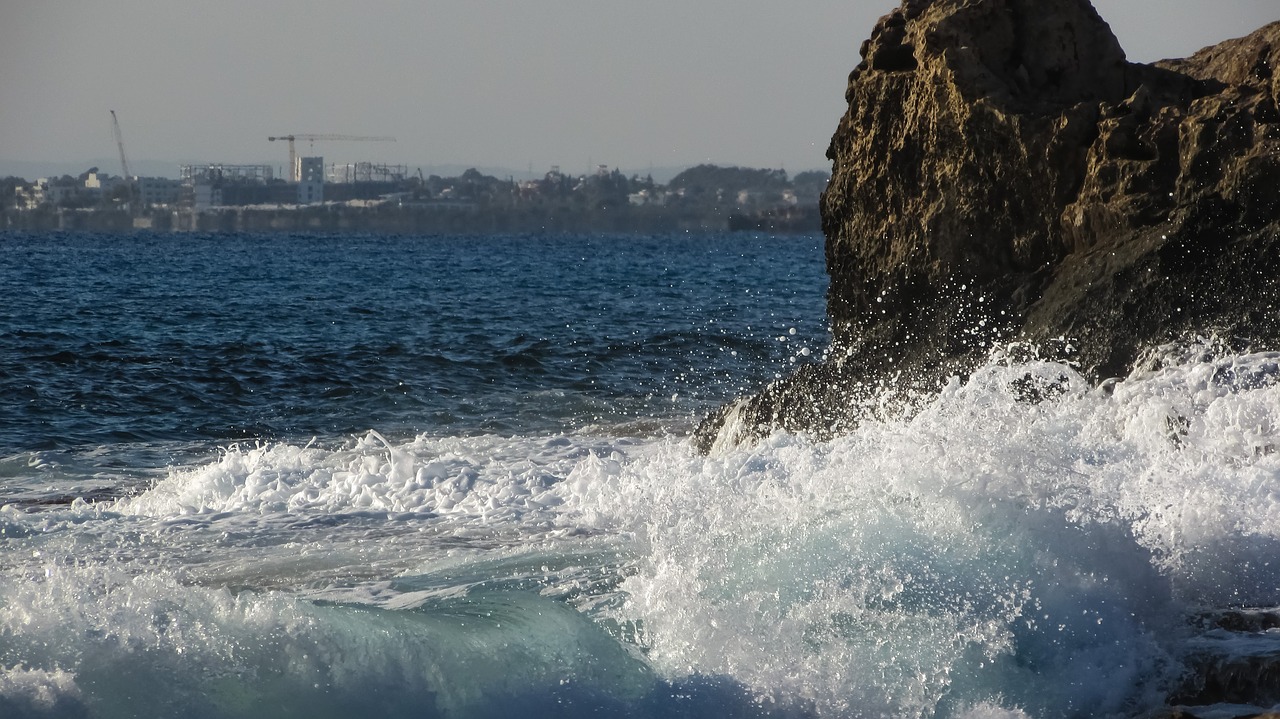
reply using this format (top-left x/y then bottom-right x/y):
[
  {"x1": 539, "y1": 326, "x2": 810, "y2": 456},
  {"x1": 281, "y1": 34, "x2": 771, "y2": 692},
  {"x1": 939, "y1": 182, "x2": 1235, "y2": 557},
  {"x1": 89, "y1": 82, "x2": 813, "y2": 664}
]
[
  {"x1": 695, "y1": 0, "x2": 1280, "y2": 452},
  {"x1": 1131, "y1": 608, "x2": 1280, "y2": 718},
  {"x1": 1171, "y1": 610, "x2": 1280, "y2": 711}
]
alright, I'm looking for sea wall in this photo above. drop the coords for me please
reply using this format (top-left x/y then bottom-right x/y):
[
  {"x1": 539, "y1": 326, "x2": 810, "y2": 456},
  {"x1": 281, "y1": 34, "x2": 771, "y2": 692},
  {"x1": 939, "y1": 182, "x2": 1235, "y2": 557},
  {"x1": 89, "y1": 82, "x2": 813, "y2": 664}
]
[{"x1": 696, "y1": 0, "x2": 1280, "y2": 450}]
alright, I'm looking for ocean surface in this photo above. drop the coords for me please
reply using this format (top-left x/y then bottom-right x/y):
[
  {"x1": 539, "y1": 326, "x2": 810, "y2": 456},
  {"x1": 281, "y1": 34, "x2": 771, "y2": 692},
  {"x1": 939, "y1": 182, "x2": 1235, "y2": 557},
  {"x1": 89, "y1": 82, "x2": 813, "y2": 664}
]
[{"x1": 2, "y1": 230, "x2": 1279, "y2": 719}]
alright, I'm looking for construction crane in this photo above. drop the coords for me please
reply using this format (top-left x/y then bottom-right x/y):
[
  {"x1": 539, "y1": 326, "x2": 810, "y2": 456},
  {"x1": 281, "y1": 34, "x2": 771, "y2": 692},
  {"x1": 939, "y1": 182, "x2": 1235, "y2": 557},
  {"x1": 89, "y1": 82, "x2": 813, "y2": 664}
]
[
  {"x1": 110, "y1": 110, "x2": 131, "y2": 179},
  {"x1": 109, "y1": 110, "x2": 137, "y2": 213},
  {"x1": 267, "y1": 134, "x2": 395, "y2": 181}
]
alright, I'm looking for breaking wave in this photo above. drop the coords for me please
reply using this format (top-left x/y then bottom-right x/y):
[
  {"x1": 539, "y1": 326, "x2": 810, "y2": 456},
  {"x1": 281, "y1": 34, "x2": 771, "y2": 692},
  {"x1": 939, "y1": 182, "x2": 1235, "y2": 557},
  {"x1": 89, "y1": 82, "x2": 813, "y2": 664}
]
[{"x1": 3, "y1": 345, "x2": 1280, "y2": 717}]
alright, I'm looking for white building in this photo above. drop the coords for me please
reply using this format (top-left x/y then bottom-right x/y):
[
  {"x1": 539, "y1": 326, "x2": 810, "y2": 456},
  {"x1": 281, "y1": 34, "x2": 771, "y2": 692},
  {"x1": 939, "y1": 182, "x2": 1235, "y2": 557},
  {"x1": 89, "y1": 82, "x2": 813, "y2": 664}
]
[
  {"x1": 14, "y1": 184, "x2": 42, "y2": 210},
  {"x1": 84, "y1": 171, "x2": 126, "y2": 194},
  {"x1": 296, "y1": 156, "x2": 324, "y2": 204},
  {"x1": 33, "y1": 178, "x2": 80, "y2": 206}
]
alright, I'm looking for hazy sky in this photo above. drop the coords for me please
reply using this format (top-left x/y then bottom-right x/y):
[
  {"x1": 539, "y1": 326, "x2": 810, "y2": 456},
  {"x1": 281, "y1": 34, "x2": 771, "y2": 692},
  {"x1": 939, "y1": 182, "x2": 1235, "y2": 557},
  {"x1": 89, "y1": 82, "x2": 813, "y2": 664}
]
[{"x1": 2, "y1": 1, "x2": 1275, "y2": 178}]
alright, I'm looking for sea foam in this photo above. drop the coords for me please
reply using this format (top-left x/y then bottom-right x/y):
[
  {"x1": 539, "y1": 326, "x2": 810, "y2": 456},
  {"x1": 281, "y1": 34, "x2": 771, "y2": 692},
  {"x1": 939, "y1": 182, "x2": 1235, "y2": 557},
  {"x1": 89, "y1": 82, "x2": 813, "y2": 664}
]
[
  {"x1": 564, "y1": 346, "x2": 1280, "y2": 717},
  {"x1": 2, "y1": 347, "x2": 1279, "y2": 717}
]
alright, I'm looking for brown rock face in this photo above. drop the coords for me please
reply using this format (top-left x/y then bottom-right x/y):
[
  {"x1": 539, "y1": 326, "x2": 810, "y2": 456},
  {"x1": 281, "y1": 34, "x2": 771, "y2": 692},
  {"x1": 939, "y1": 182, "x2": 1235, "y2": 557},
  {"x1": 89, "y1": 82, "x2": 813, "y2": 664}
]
[{"x1": 696, "y1": 0, "x2": 1280, "y2": 451}]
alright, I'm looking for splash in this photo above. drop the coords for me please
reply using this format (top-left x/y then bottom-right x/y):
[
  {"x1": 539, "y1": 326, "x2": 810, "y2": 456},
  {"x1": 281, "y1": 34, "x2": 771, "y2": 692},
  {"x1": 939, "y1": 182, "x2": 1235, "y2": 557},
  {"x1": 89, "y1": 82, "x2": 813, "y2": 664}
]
[
  {"x1": 567, "y1": 346, "x2": 1280, "y2": 717},
  {"x1": 3, "y1": 346, "x2": 1279, "y2": 717}
]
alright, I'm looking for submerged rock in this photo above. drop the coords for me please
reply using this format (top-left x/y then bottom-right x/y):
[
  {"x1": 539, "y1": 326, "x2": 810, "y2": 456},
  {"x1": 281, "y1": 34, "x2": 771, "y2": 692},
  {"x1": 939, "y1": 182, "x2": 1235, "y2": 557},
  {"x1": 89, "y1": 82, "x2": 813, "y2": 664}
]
[{"x1": 696, "y1": 0, "x2": 1280, "y2": 452}]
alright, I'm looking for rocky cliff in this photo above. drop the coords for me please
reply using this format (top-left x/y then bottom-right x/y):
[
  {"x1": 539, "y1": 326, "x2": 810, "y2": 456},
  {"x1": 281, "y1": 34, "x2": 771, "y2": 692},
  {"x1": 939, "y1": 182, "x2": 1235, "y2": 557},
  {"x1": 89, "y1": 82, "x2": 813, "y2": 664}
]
[{"x1": 696, "y1": 0, "x2": 1280, "y2": 452}]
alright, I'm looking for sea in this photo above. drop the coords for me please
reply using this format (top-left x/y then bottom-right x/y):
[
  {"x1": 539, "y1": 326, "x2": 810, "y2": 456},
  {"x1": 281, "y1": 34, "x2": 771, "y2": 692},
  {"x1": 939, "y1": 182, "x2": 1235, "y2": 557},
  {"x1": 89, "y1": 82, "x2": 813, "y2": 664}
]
[{"x1": 1, "y1": 230, "x2": 1278, "y2": 719}]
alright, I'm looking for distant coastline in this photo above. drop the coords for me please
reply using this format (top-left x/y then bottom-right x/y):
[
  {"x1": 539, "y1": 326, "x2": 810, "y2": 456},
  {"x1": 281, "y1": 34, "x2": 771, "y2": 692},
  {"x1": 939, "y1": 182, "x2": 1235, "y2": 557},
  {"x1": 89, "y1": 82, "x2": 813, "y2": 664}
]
[{"x1": 1, "y1": 164, "x2": 827, "y2": 235}]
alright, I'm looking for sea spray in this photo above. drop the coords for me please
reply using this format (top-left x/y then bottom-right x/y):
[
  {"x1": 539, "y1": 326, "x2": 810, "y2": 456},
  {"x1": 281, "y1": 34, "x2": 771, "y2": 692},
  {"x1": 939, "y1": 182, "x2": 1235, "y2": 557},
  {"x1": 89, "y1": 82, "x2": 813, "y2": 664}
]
[
  {"x1": 568, "y1": 348, "x2": 1280, "y2": 717},
  {"x1": 2, "y1": 347, "x2": 1279, "y2": 717}
]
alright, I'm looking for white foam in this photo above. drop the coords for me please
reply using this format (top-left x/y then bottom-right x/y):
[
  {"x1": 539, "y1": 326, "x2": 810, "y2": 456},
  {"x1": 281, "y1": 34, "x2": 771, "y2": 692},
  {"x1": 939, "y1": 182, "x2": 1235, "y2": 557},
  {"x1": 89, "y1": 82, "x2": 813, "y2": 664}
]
[
  {"x1": 557, "y1": 347, "x2": 1280, "y2": 717},
  {"x1": 4, "y1": 346, "x2": 1279, "y2": 717},
  {"x1": 116, "y1": 431, "x2": 614, "y2": 523},
  {"x1": 0, "y1": 665, "x2": 82, "y2": 712}
]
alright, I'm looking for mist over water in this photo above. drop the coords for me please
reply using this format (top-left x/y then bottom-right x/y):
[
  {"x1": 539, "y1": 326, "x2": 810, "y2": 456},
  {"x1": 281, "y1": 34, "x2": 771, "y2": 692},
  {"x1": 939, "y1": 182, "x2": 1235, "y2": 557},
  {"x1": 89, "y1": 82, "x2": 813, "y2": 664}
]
[{"x1": 2, "y1": 232, "x2": 1278, "y2": 718}]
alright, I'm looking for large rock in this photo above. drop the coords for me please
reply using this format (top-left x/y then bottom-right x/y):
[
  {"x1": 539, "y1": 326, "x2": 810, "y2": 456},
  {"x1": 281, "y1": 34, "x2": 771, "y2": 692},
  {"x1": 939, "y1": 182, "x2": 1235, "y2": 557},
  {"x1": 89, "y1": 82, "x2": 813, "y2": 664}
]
[{"x1": 696, "y1": 0, "x2": 1280, "y2": 452}]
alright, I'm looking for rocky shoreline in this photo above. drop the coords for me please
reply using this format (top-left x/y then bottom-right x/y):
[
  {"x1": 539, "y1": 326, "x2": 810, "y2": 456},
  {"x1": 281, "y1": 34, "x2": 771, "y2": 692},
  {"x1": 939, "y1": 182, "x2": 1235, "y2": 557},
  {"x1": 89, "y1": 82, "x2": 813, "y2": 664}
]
[{"x1": 696, "y1": 0, "x2": 1280, "y2": 452}]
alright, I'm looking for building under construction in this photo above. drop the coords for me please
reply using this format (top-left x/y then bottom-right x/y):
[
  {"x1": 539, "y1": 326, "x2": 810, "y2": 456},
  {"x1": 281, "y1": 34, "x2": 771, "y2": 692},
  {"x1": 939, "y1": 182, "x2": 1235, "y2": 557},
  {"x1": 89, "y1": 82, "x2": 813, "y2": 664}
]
[
  {"x1": 179, "y1": 164, "x2": 288, "y2": 209},
  {"x1": 327, "y1": 163, "x2": 408, "y2": 184},
  {"x1": 180, "y1": 164, "x2": 274, "y2": 183}
]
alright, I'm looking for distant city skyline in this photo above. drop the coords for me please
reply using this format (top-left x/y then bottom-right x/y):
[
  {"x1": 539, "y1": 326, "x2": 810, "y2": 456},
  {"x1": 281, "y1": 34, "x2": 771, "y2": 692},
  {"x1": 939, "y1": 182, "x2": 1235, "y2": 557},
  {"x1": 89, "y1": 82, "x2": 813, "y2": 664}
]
[{"x1": 2, "y1": 1, "x2": 1275, "y2": 180}]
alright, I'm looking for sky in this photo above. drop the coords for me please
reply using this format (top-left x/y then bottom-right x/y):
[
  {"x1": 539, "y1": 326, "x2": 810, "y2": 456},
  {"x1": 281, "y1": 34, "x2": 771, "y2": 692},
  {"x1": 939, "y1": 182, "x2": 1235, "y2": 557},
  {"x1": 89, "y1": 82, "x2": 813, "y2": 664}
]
[{"x1": 1, "y1": 1, "x2": 1275, "y2": 180}]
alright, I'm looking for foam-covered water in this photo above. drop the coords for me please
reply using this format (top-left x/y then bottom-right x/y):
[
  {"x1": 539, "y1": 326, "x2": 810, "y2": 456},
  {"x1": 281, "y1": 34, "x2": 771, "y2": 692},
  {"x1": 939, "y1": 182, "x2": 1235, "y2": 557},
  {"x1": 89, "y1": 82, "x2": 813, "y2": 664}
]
[
  {"x1": 3, "y1": 232, "x2": 1279, "y2": 718},
  {"x1": 583, "y1": 348, "x2": 1280, "y2": 717}
]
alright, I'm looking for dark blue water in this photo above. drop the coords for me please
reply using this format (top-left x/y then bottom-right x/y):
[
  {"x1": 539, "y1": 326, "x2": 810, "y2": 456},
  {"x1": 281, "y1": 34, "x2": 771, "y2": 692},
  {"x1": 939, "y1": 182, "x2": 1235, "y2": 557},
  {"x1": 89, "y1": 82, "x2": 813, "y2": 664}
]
[{"x1": 1, "y1": 231, "x2": 827, "y2": 451}]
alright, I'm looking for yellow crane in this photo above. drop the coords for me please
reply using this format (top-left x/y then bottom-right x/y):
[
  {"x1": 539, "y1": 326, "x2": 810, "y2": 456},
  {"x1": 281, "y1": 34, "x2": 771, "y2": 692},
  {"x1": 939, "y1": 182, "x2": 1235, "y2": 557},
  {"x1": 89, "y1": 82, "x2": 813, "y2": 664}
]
[{"x1": 267, "y1": 134, "x2": 396, "y2": 181}]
